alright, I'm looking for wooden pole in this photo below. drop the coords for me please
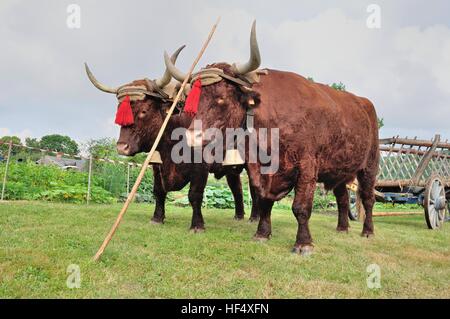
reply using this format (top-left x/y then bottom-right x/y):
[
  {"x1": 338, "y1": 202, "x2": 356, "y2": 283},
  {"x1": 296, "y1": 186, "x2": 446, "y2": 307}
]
[
  {"x1": 87, "y1": 156, "x2": 93, "y2": 204},
  {"x1": 93, "y1": 18, "x2": 221, "y2": 261},
  {"x1": 1, "y1": 140, "x2": 13, "y2": 202}
]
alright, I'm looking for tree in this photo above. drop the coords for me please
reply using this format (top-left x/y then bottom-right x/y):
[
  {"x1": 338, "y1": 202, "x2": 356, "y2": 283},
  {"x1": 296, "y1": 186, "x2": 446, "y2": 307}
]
[
  {"x1": 40, "y1": 134, "x2": 79, "y2": 155},
  {"x1": 25, "y1": 137, "x2": 41, "y2": 149},
  {"x1": 0, "y1": 136, "x2": 21, "y2": 156},
  {"x1": 377, "y1": 117, "x2": 384, "y2": 129},
  {"x1": 84, "y1": 137, "x2": 117, "y2": 159},
  {"x1": 329, "y1": 82, "x2": 346, "y2": 91}
]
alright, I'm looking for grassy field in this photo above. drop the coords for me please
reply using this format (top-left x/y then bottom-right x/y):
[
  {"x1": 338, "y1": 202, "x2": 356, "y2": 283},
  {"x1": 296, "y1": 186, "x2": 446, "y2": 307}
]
[{"x1": 0, "y1": 201, "x2": 449, "y2": 298}]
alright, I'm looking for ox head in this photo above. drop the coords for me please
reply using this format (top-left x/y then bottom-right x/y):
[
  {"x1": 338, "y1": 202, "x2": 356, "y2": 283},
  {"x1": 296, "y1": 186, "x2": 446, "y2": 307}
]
[
  {"x1": 85, "y1": 46, "x2": 185, "y2": 156},
  {"x1": 164, "y1": 22, "x2": 262, "y2": 147}
]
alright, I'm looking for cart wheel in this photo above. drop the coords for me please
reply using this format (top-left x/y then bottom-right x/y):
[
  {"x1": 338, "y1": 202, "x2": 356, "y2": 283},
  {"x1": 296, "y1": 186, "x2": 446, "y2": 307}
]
[
  {"x1": 348, "y1": 189, "x2": 358, "y2": 221},
  {"x1": 424, "y1": 176, "x2": 446, "y2": 229}
]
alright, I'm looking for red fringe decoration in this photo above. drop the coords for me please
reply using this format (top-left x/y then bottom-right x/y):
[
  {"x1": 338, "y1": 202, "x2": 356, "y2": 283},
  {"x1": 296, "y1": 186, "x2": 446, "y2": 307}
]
[
  {"x1": 115, "y1": 95, "x2": 134, "y2": 126},
  {"x1": 184, "y1": 79, "x2": 202, "y2": 116}
]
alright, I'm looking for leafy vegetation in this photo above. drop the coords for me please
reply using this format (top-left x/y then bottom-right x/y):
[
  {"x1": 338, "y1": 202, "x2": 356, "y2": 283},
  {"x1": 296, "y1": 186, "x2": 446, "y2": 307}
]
[
  {"x1": 0, "y1": 161, "x2": 115, "y2": 203},
  {"x1": 0, "y1": 201, "x2": 448, "y2": 298}
]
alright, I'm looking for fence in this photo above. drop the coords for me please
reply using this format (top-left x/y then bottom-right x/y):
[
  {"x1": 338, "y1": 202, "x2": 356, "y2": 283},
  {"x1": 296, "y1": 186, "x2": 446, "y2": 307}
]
[
  {"x1": 0, "y1": 140, "x2": 254, "y2": 208},
  {"x1": 0, "y1": 140, "x2": 151, "y2": 204}
]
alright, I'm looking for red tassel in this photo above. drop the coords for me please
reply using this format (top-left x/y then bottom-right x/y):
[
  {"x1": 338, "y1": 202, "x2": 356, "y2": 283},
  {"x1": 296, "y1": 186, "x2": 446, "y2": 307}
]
[
  {"x1": 115, "y1": 95, "x2": 134, "y2": 126},
  {"x1": 184, "y1": 79, "x2": 202, "y2": 116}
]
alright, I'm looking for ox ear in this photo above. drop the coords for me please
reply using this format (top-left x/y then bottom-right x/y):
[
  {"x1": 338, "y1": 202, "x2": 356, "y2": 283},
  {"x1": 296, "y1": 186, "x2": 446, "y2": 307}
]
[{"x1": 238, "y1": 87, "x2": 261, "y2": 109}]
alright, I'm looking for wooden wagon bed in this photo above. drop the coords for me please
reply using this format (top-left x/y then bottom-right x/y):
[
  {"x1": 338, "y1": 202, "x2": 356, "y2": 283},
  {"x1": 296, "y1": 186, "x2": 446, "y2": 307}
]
[{"x1": 348, "y1": 134, "x2": 449, "y2": 229}]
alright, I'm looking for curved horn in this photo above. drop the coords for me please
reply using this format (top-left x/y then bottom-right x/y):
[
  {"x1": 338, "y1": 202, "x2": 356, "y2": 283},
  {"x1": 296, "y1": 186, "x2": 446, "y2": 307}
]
[
  {"x1": 164, "y1": 50, "x2": 190, "y2": 83},
  {"x1": 84, "y1": 63, "x2": 118, "y2": 94},
  {"x1": 155, "y1": 45, "x2": 186, "y2": 88},
  {"x1": 232, "y1": 20, "x2": 261, "y2": 75}
]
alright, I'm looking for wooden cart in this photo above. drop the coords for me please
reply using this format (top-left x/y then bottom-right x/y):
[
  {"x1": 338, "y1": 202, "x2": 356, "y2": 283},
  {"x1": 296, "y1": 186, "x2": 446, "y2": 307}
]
[{"x1": 348, "y1": 134, "x2": 450, "y2": 229}]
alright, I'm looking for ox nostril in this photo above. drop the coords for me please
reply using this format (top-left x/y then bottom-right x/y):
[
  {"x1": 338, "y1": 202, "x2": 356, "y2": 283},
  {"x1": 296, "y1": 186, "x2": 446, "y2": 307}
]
[{"x1": 117, "y1": 143, "x2": 130, "y2": 155}]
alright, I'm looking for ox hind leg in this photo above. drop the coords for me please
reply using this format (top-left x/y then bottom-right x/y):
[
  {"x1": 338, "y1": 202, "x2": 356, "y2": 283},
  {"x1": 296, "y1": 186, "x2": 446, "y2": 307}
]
[
  {"x1": 188, "y1": 168, "x2": 209, "y2": 233},
  {"x1": 151, "y1": 167, "x2": 166, "y2": 224},
  {"x1": 225, "y1": 173, "x2": 245, "y2": 220},
  {"x1": 333, "y1": 183, "x2": 350, "y2": 232},
  {"x1": 292, "y1": 161, "x2": 317, "y2": 256},
  {"x1": 357, "y1": 168, "x2": 376, "y2": 237}
]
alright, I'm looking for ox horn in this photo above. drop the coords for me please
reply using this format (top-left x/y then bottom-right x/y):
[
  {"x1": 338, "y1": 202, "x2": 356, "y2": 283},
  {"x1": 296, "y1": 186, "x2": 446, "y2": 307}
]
[
  {"x1": 155, "y1": 45, "x2": 186, "y2": 88},
  {"x1": 84, "y1": 63, "x2": 118, "y2": 94},
  {"x1": 163, "y1": 49, "x2": 190, "y2": 83},
  {"x1": 232, "y1": 20, "x2": 261, "y2": 75}
]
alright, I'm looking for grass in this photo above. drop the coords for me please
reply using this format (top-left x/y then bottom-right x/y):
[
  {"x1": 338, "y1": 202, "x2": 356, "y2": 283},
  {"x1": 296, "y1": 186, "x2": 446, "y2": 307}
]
[{"x1": 0, "y1": 201, "x2": 449, "y2": 298}]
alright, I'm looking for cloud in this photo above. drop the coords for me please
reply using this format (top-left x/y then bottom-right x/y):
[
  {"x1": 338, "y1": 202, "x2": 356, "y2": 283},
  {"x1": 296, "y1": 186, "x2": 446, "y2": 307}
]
[
  {"x1": 0, "y1": 0, "x2": 450, "y2": 143},
  {"x1": 0, "y1": 127, "x2": 32, "y2": 143},
  {"x1": 254, "y1": 8, "x2": 450, "y2": 138}
]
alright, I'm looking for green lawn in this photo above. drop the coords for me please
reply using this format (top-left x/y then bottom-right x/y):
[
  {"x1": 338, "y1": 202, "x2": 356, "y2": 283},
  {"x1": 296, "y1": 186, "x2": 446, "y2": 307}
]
[{"x1": 0, "y1": 201, "x2": 449, "y2": 298}]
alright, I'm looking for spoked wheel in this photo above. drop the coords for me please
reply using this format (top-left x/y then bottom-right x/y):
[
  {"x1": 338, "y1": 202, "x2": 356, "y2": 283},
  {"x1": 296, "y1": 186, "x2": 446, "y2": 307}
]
[
  {"x1": 424, "y1": 176, "x2": 447, "y2": 229},
  {"x1": 348, "y1": 188, "x2": 358, "y2": 221}
]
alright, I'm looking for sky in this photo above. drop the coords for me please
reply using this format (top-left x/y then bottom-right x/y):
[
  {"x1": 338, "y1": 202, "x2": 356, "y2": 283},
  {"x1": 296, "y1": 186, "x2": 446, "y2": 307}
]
[{"x1": 1, "y1": 0, "x2": 450, "y2": 144}]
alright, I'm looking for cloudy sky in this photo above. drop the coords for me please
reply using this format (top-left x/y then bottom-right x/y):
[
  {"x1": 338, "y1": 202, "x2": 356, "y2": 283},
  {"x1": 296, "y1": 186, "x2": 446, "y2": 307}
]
[{"x1": 1, "y1": 0, "x2": 450, "y2": 144}]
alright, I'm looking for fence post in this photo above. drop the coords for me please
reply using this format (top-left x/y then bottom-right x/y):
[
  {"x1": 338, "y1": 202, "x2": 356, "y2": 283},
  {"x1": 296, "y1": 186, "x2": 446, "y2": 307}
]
[
  {"x1": 1, "y1": 140, "x2": 13, "y2": 201},
  {"x1": 87, "y1": 155, "x2": 93, "y2": 204}
]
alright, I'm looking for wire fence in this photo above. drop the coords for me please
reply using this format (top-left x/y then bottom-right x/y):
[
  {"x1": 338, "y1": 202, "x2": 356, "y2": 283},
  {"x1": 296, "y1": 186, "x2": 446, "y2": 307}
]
[
  {"x1": 0, "y1": 140, "x2": 255, "y2": 209},
  {"x1": 0, "y1": 140, "x2": 152, "y2": 204}
]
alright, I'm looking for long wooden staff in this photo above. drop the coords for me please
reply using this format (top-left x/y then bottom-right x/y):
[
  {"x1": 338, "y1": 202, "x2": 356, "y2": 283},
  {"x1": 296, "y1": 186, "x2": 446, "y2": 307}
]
[{"x1": 93, "y1": 18, "x2": 220, "y2": 261}]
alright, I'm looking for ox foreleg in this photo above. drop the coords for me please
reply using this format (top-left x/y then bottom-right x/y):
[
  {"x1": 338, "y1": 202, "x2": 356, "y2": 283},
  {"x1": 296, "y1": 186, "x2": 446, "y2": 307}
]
[
  {"x1": 253, "y1": 198, "x2": 273, "y2": 241},
  {"x1": 292, "y1": 163, "x2": 317, "y2": 256},
  {"x1": 188, "y1": 169, "x2": 208, "y2": 232},
  {"x1": 151, "y1": 168, "x2": 166, "y2": 224},
  {"x1": 248, "y1": 184, "x2": 260, "y2": 222},
  {"x1": 333, "y1": 183, "x2": 350, "y2": 232},
  {"x1": 225, "y1": 173, "x2": 246, "y2": 220}
]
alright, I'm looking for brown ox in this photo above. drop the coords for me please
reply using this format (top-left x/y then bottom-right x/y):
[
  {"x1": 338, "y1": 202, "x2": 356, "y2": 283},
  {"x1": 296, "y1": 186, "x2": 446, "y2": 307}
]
[
  {"x1": 165, "y1": 22, "x2": 379, "y2": 254},
  {"x1": 85, "y1": 46, "x2": 257, "y2": 231}
]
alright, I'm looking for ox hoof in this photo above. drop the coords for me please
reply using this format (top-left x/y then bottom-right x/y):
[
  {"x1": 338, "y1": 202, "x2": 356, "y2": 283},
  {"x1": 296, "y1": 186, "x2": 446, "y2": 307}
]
[
  {"x1": 336, "y1": 227, "x2": 349, "y2": 233},
  {"x1": 361, "y1": 231, "x2": 374, "y2": 238},
  {"x1": 292, "y1": 245, "x2": 314, "y2": 256},
  {"x1": 150, "y1": 219, "x2": 164, "y2": 225},
  {"x1": 190, "y1": 227, "x2": 205, "y2": 234},
  {"x1": 234, "y1": 215, "x2": 245, "y2": 221},
  {"x1": 248, "y1": 217, "x2": 259, "y2": 223},
  {"x1": 253, "y1": 234, "x2": 270, "y2": 242}
]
